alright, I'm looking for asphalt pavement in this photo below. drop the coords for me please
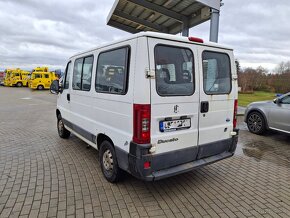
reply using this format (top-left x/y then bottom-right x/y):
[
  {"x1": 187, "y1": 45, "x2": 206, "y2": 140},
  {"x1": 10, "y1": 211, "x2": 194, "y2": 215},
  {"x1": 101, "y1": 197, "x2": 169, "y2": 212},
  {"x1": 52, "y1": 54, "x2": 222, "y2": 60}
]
[{"x1": 0, "y1": 86, "x2": 290, "y2": 218}]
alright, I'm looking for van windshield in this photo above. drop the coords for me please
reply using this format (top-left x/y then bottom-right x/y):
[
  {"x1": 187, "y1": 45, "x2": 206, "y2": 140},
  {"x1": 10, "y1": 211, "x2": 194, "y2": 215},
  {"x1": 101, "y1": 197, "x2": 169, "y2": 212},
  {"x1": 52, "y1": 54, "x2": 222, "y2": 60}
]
[{"x1": 155, "y1": 45, "x2": 194, "y2": 96}]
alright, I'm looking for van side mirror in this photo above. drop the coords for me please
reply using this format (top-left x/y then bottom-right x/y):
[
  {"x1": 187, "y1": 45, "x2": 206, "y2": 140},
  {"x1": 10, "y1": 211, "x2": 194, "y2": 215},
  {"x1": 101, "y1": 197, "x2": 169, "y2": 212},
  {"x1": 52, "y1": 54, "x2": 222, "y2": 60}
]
[{"x1": 50, "y1": 80, "x2": 62, "y2": 94}]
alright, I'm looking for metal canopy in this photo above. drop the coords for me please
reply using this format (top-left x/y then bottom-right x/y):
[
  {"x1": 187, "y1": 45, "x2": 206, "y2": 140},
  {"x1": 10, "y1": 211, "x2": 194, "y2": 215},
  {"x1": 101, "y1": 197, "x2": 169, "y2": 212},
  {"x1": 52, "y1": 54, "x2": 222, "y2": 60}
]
[{"x1": 107, "y1": 0, "x2": 221, "y2": 38}]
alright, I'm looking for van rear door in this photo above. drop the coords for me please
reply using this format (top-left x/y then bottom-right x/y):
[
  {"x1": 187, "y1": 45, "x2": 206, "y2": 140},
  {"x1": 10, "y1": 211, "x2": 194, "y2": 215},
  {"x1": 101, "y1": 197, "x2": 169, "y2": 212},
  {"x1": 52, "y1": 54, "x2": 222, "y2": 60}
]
[
  {"x1": 147, "y1": 37, "x2": 199, "y2": 170},
  {"x1": 197, "y1": 47, "x2": 237, "y2": 159}
]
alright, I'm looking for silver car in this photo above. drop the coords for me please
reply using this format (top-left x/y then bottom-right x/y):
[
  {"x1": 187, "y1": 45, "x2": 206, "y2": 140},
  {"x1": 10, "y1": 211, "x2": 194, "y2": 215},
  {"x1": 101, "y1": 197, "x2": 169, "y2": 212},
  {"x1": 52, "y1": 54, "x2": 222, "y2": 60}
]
[{"x1": 244, "y1": 92, "x2": 290, "y2": 134}]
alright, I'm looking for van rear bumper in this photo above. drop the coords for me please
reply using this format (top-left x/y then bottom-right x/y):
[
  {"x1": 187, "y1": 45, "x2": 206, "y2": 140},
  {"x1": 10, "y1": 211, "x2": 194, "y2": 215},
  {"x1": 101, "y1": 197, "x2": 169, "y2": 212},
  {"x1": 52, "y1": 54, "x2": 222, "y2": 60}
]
[{"x1": 127, "y1": 130, "x2": 239, "y2": 181}]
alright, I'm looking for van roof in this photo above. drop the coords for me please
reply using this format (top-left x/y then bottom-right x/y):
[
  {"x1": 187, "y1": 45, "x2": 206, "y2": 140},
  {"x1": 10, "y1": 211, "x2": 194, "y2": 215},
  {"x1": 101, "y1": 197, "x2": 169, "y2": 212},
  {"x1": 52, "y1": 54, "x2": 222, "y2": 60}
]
[{"x1": 71, "y1": 32, "x2": 233, "y2": 58}]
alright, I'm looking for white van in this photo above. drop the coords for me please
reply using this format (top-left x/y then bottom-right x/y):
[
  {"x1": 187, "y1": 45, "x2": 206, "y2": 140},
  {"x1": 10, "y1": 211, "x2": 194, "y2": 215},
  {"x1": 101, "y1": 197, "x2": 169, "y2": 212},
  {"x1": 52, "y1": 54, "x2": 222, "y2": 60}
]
[{"x1": 51, "y1": 32, "x2": 239, "y2": 183}]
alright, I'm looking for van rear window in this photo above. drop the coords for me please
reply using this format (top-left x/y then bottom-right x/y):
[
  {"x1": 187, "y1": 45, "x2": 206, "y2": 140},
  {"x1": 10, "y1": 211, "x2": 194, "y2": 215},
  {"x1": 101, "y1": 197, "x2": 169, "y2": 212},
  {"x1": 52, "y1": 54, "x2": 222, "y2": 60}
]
[
  {"x1": 155, "y1": 45, "x2": 194, "y2": 96},
  {"x1": 202, "y1": 51, "x2": 231, "y2": 95}
]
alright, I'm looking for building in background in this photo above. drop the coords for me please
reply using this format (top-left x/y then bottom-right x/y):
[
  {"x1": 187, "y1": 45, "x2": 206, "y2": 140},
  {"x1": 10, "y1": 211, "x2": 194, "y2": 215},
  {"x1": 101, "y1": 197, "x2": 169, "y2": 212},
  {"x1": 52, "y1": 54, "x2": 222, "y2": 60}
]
[{"x1": 0, "y1": 71, "x2": 4, "y2": 85}]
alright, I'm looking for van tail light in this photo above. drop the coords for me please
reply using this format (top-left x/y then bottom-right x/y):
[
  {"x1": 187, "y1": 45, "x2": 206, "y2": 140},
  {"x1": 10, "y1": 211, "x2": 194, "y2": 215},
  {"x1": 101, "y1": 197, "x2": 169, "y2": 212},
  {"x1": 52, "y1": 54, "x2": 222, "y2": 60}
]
[
  {"x1": 144, "y1": 161, "x2": 151, "y2": 169},
  {"x1": 233, "y1": 99, "x2": 238, "y2": 129},
  {"x1": 133, "y1": 104, "x2": 151, "y2": 144}
]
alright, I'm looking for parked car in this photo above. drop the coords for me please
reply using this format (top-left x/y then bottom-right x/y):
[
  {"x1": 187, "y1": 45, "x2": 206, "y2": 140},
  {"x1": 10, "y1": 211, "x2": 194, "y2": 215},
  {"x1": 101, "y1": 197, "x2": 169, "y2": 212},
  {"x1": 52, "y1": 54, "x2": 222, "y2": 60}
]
[
  {"x1": 245, "y1": 92, "x2": 290, "y2": 135},
  {"x1": 50, "y1": 32, "x2": 239, "y2": 183}
]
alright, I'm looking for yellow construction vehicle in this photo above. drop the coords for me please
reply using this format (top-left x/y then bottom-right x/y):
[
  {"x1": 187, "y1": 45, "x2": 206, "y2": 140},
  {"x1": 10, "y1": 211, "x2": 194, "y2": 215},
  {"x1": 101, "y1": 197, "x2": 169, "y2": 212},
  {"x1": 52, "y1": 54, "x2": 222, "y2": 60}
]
[
  {"x1": 9, "y1": 69, "x2": 31, "y2": 87},
  {"x1": 3, "y1": 69, "x2": 13, "y2": 86},
  {"x1": 29, "y1": 67, "x2": 58, "y2": 90},
  {"x1": 21, "y1": 70, "x2": 31, "y2": 87}
]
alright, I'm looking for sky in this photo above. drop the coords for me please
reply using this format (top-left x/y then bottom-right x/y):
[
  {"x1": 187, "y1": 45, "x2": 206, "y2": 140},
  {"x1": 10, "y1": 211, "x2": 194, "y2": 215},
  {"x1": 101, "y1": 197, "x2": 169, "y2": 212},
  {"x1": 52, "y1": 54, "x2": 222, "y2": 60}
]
[{"x1": 0, "y1": 0, "x2": 289, "y2": 72}]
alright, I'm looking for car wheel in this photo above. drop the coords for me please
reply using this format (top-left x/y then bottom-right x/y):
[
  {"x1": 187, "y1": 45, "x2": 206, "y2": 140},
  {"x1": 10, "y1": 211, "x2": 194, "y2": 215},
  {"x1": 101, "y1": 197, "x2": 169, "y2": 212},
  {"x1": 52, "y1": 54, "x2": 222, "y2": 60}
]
[
  {"x1": 99, "y1": 140, "x2": 123, "y2": 183},
  {"x1": 57, "y1": 115, "x2": 70, "y2": 139},
  {"x1": 247, "y1": 111, "x2": 266, "y2": 135},
  {"x1": 37, "y1": 85, "x2": 44, "y2": 90},
  {"x1": 16, "y1": 82, "x2": 22, "y2": 87}
]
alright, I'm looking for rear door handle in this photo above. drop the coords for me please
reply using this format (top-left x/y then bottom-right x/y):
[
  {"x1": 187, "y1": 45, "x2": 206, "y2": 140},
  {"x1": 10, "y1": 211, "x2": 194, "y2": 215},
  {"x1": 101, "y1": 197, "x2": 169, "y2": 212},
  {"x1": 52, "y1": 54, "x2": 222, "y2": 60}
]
[
  {"x1": 201, "y1": 101, "x2": 209, "y2": 113},
  {"x1": 67, "y1": 93, "x2": 70, "y2": 102}
]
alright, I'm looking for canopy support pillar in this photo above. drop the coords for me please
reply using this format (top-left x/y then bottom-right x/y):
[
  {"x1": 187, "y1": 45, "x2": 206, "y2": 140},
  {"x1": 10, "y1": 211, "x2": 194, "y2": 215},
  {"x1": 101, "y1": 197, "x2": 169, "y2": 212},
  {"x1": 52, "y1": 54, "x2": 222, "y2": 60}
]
[{"x1": 209, "y1": 8, "x2": 220, "y2": 42}]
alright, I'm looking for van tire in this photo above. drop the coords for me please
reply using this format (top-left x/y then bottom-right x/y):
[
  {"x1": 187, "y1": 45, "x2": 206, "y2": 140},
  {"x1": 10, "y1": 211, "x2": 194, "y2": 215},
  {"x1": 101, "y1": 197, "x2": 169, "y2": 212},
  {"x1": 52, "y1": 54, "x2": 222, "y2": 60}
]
[
  {"x1": 57, "y1": 115, "x2": 70, "y2": 139},
  {"x1": 99, "y1": 141, "x2": 122, "y2": 183},
  {"x1": 37, "y1": 85, "x2": 44, "y2": 90},
  {"x1": 16, "y1": 82, "x2": 22, "y2": 87},
  {"x1": 247, "y1": 111, "x2": 266, "y2": 135}
]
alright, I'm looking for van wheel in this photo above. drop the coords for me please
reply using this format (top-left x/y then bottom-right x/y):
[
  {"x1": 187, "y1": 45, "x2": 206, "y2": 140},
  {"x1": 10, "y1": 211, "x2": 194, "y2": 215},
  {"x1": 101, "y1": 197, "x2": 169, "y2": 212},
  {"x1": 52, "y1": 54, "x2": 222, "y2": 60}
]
[
  {"x1": 57, "y1": 115, "x2": 70, "y2": 139},
  {"x1": 37, "y1": 85, "x2": 44, "y2": 90},
  {"x1": 99, "y1": 141, "x2": 122, "y2": 183},
  {"x1": 247, "y1": 112, "x2": 266, "y2": 135},
  {"x1": 16, "y1": 82, "x2": 22, "y2": 87}
]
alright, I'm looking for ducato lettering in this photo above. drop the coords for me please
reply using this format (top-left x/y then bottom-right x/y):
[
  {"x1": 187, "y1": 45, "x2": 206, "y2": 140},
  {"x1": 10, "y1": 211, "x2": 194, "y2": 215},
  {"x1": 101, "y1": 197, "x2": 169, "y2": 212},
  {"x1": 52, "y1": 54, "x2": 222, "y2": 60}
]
[{"x1": 158, "y1": 138, "x2": 179, "y2": 144}]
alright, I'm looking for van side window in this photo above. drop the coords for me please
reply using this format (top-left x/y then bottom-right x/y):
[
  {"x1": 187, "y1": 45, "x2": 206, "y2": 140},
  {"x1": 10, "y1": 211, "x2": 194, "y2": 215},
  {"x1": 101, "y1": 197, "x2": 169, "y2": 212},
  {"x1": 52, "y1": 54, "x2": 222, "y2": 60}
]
[
  {"x1": 64, "y1": 62, "x2": 72, "y2": 89},
  {"x1": 155, "y1": 45, "x2": 194, "y2": 96},
  {"x1": 73, "y1": 58, "x2": 83, "y2": 90},
  {"x1": 35, "y1": 74, "x2": 41, "y2": 79},
  {"x1": 44, "y1": 74, "x2": 49, "y2": 79},
  {"x1": 73, "y1": 56, "x2": 94, "y2": 91},
  {"x1": 202, "y1": 51, "x2": 231, "y2": 95},
  {"x1": 95, "y1": 47, "x2": 130, "y2": 95},
  {"x1": 82, "y1": 56, "x2": 94, "y2": 91}
]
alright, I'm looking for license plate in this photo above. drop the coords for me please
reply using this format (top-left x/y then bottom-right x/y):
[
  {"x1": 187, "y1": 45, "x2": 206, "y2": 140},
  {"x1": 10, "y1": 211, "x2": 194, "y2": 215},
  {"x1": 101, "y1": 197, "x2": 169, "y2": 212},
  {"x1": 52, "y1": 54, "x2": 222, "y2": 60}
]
[{"x1": 160, "y1": 118, "x2": 191, "y2": 132}]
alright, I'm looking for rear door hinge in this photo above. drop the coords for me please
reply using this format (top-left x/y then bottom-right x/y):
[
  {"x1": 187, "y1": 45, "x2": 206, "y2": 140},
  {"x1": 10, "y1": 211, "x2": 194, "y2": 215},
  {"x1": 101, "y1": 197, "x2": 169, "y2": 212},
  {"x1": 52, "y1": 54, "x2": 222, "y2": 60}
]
[{"x1": 145, "y1": 68, "x2": 155, "y2": 79}]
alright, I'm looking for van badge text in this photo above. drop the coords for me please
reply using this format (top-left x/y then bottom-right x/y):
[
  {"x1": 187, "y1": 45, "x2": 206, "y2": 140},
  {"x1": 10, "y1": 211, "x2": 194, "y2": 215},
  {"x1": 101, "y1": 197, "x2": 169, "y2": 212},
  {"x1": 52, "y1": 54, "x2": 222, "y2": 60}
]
[{"x1": 158, "y1": 138, "x2": 179, "y2": 144}]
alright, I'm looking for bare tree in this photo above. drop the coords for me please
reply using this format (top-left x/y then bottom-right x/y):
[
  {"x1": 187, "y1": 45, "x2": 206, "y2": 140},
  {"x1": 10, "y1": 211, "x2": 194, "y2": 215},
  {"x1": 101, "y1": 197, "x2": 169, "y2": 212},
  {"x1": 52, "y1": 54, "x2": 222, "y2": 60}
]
[{"x1": 238, "y1": 61, "x2": 290, "y2": 93}]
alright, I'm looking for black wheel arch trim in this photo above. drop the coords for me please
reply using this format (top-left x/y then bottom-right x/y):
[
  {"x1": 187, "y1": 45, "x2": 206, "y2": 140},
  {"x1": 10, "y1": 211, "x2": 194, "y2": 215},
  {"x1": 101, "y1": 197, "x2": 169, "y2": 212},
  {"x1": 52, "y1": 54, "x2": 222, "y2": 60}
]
[{"x1": 56, "y1": 109, "x2": 61, "y2": 118}]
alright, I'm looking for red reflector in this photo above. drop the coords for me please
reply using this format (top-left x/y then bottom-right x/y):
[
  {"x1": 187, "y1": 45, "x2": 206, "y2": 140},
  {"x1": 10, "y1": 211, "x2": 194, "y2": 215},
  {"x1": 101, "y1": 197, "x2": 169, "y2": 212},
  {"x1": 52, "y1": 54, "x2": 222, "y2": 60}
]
[
  {"x1": 188, "y1": 37, "x2": 204, "y2": 43},
  {"x1": 233, "y1": 99, "x2": 238, "y2": 129},
  {"x1": 144, "y1": 161, "x2": 151, "y2": 169}
]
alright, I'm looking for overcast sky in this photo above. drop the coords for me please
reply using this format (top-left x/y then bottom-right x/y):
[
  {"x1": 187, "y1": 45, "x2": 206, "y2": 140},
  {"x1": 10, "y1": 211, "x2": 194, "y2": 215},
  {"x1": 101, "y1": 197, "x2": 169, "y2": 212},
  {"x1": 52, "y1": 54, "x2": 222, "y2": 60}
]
[{"x1": 0, "y1": 0, "x2": 289, "y2": 71}]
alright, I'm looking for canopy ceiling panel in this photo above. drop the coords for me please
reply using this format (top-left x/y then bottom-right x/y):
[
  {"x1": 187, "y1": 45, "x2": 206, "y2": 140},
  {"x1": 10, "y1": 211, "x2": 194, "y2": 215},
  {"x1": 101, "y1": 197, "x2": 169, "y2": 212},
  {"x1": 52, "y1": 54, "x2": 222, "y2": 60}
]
[{"x1": 107, "y1": 0, "x2": 220, "y2": 35}]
